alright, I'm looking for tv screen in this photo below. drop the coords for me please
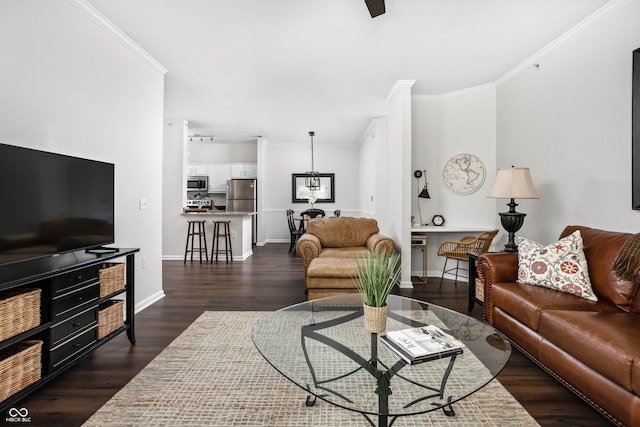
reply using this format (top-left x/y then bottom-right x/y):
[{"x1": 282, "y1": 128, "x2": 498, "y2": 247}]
[{"x1": 0, "y1": 144, "x2": 115, "y2": 265}]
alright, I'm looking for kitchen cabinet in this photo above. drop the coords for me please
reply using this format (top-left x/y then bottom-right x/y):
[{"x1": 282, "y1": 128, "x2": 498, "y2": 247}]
[
  {"x1": 186, "y1": 164, "x2": 208, "y2": 176},
  {"x1": 230, "y1": 164, "x2": 257, "y2": 179},
  {"x1": 187, "y1": 163, "x2": 257, "y2": 193},
  {"x1": 208, "y1": 165, "x2": 231, "y2": 193}
]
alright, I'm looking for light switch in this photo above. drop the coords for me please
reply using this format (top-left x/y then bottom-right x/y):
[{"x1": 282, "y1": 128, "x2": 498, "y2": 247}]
[{"x1": 139, "y1": 198, "x2": 148, "y2": 210}]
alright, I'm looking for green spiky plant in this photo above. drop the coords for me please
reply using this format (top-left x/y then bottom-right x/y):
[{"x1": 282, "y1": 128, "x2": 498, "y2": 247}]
[{"x1": 354, "y1": 251, "x2": 401, "y2": 307}]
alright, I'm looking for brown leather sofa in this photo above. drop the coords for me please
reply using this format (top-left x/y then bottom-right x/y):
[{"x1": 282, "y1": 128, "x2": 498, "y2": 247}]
[
  {"x1": 296, "y1": 217, "x2": 396, "y2": 298},
  {"x1": 478, "y1": 225, "x2": 640, "y2": 426}
]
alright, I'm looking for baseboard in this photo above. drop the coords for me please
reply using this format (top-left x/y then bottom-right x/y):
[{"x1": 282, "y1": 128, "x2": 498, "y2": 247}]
[{"x1": 135, "y1": 290, "x2": 165, "y2": 314}]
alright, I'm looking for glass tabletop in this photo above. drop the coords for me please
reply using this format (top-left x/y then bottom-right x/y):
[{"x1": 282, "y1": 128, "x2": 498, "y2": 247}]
[{"x1": 252, "y1": 294, "x2": 511, "y2": 424}]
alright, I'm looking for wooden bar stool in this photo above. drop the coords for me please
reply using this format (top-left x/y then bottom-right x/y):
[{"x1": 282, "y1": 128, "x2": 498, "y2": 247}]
[
  {"x1": 184, "y1": 220, "x2": 208, "y2": 263},
  {"x1": 210, "y1": 220, "x2": 233, "y2": 263}
]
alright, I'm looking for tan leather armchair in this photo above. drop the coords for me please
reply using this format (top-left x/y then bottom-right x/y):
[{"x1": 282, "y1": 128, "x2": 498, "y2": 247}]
[{"x1": 296, "y1": 217, "x2": 396, "y2": 292}]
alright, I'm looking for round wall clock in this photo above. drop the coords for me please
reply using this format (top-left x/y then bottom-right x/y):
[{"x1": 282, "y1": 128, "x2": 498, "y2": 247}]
[
  {"x1": 432, "y1": 214, "x2": 445, "y2": 226},
  {"x1": 442, "y1": 153, "x2": 486, "y2": 195}
]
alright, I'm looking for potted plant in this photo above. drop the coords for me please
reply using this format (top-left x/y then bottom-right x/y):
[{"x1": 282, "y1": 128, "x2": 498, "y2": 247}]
[{"x1": 354, "y1": 251, "x2": 401, "y2": 333}]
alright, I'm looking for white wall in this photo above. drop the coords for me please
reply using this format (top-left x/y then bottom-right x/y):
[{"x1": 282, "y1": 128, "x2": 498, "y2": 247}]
[
  {"x1": 410, "y1": 86, "x2": 497, "y2": 277},
  {"x1": 163, "y1": 119, "x2": 189, "y2": 259},
  {"x1": 261, "y1": 140, "x2": 360, "y2": 244},
  {"x1": 187, "y1": 140, "x2": 257, "y2": 163},
  {"x1": 0, "y1": 0, "x2": 166, "y2": 310},
  {"x1": 385, "y1": 81, "x2": 415, "y2": 287},
  {"x1": 497, "y1": 0, "x2": 640, "y2": 243},
  {"x1": 358, "y1": 119, "x2": 386, "y2": 218}
]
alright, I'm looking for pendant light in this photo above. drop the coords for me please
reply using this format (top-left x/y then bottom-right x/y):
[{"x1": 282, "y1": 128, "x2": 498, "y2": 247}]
[{"x1": 305, "y1": 131, "x2": 320, "y2": 190}]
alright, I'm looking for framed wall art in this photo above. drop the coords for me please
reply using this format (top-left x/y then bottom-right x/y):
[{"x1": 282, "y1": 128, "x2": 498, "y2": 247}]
[{"x1": 292, "y1": 173, "x2": 335, "y2": 203}]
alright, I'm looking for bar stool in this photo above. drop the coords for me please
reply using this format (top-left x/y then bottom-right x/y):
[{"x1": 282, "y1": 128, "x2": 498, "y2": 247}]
[
  {"x1": 184, "y1": 220, "x2": 208, "y2": 264},
  {"x1": 210, "y1": 220, "x2": 233, "y2": 263}
]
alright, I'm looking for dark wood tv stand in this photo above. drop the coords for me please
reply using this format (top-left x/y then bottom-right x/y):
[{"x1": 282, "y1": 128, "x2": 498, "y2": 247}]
[{"x1": 0, "y1": 248, "x2": 139, "y2": 412}]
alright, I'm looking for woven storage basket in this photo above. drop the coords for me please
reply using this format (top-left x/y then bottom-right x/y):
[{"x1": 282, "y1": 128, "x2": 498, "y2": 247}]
[
  {"x1": 475, "y1": 278, "x2": 485, "y2": 303},
  {"x1": 98, "y1": 300, "x2": 124, "y2": 340},
  {"x1": 99, "y1": 263, "x2": 125, "y2": 298},
  {"x1": 0, "y1": 340, "x2": 42, "y2": 402},
  {"x1": 0, "y1": 288, "x2": 41, "y2": 342}
]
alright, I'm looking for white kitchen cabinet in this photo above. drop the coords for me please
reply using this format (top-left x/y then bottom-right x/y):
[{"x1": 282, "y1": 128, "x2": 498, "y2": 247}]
[
  {"x1": 208, "y1": 165, "x2": 231, "y2": 192},
  {"x1": 230, "y1": 163, "x2": 257, "y2": 179},
  {"x1": 187, "y1": 164, "x2": 208, "y2": 176}
]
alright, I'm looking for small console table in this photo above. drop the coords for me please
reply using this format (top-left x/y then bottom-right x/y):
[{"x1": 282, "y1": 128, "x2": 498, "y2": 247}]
[
  {"x1": 0, "y1": 247, "x2": 139, "y2": 412},
  {"x1": 410, "y1": 225, "x2": 494, "y2": 283}
]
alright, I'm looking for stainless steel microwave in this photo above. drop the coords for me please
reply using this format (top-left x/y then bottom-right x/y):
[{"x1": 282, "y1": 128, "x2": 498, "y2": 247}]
[{"x1": 187, "y1": 175, "x2": 208, "y2": 191}]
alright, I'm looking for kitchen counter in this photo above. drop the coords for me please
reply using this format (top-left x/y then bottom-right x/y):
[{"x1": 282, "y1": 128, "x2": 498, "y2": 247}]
[
  {"x1": 182, "y1": 211, "x2": 257, "y2": 216},
  {"x1": 181, "y1": 211, "x2": 257, "y2": 260}
]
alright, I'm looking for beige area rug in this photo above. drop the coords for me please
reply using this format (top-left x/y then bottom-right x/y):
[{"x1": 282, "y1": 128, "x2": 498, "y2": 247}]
[{"x1": 83, "y1": 311, "x2": 539, "y2": 427}]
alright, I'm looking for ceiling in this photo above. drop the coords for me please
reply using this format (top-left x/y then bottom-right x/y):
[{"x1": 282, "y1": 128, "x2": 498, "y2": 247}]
[{"x1": 87, "y1": 0, "x2": 611, "y2": 144}]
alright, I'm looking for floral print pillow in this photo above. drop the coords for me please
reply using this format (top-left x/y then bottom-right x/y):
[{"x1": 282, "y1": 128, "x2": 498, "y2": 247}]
[{"x1": 516, "y1": 230, "x2": 597, "y2": 301}]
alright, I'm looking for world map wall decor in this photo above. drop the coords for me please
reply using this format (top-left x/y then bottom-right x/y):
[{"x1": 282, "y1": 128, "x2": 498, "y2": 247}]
[{"x1": 442, "y1": 153, "x2": 486, "y2": 195}]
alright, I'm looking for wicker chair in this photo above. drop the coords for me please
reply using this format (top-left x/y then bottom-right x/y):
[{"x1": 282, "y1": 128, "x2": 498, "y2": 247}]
[{"x1": 437, "y1": 229, "x2": 498, "y2": 285}]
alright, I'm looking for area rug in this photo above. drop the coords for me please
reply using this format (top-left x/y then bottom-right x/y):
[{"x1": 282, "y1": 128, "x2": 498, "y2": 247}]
[{"x1": 82, "y1": 311, "x2": 539, "y2": 427}]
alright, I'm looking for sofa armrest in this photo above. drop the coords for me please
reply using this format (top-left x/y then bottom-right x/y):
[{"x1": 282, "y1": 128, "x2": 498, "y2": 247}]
[
  {"x1": 477, "y1": 252, "x2": 518, "y2": 325},
  {"x1": 366, "y1": 234, "x2": 396, "y2": 254}
]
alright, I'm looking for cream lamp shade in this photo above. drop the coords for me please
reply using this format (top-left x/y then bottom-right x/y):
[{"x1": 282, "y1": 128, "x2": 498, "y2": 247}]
[{"x1": 487, "y1": 167, "x2": 540, "y2": 199}]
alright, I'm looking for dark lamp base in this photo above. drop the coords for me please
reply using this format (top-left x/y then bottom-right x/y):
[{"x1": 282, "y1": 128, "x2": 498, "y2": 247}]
[{"x1": 498, "y1": 198, "x2": 527, "y2": 253}]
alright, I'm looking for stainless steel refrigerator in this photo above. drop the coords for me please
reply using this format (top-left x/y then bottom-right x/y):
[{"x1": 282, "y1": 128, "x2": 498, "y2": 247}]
[{"x1": 226, "y1": 179, "x2": 257, "y2": 244}]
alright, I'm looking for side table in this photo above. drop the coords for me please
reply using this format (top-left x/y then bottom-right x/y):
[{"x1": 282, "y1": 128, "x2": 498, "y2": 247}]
[{"x1": 467, "y1": 251, "x2": 484, "y2": 312}]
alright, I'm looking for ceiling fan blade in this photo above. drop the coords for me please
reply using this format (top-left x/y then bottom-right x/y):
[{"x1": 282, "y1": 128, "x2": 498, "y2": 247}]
[{"x1": 364, "y1": 0, "x2": 385, "y2": 18}]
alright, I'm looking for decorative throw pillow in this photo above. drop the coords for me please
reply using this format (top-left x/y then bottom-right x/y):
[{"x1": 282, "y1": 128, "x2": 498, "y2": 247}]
[{"x1": 516, "y1": 230, "x2": 597, "y2": 301}]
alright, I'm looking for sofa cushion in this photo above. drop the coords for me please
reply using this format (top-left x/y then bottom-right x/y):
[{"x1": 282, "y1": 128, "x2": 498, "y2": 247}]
[
  {"x1": 538, "y1": 310, "x2": 640, "y2": 392},
  {"x1": 516, "y1": 230, "x2": 597, "y2": 301},
  {"x1": 305, "y1": 217, "x2": 379, "y2": 248},
  {"x1": 490, "y1": 282, "x2": 618, "y2": 331},
  {"x1": 560, "y1": 226, "x2": 637, "y2": 309}
]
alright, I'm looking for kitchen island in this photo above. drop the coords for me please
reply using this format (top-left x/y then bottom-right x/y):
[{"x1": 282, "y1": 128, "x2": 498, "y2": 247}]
[{"x1": 181, "y1": 211, "x2": 256, "y2": 260}]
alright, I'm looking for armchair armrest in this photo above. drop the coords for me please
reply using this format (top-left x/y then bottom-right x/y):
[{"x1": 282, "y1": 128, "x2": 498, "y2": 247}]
[
  {"x1": 296, "y1": 234, "x2": 323, "y2": 290},
  {"x1": 477, "y1": 252, "x2": 518, "y2": 325},
  {"x1": 366, "y1": 233, "x2": 396, "y2": 254}
]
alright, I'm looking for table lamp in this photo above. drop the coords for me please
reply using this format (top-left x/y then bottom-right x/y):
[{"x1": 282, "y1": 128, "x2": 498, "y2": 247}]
[{"x1": 487, "y1": 166, "x2": 540, "y2": 252}]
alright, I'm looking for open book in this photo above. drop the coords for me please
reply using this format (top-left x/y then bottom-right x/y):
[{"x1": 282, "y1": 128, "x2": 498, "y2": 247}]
[{"x1": 381, "y1": 324, "x2": 465, "y2": 365}]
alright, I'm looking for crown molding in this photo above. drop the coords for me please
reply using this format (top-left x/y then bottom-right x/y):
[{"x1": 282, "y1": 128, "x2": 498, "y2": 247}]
[
  {"x1": 386, "y1": 79, "x2": 416, "y2": 101},
  {"x1": 495, "y1": 0, "x2": 631, "y2": 87},
  {"x1": 67, "y1": 0, "x2": 167, "y2": 74}
]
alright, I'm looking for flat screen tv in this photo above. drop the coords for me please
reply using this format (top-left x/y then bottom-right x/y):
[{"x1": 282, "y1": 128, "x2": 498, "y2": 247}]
[{"x1": 0, "y1": 143, "x2": 115, "y2": 266}]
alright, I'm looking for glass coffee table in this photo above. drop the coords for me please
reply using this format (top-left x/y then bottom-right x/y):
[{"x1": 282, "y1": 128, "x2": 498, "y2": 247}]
[{"x1": 252, "y1": 294, "x2": 511, "y2": 427}]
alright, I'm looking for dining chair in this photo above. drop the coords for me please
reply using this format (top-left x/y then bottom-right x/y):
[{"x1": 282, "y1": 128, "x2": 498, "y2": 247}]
[
  {"x1": 437, "y1": 229, "x2": 499, "y2": 286},
  {"x1": 301, "y1": 208, "x2": 325, "y2": 218},
  {"x1": 286, "y1": 209, "x2": 303, "y2": 255}
]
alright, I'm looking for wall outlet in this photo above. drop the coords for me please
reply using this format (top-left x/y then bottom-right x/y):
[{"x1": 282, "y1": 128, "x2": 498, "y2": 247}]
[
  {"x1": 141, "y1": 256, "x2": 148, "y2": 269},
  {"x1": 231, "y1": 231, "x2": 237, "y2": 238},
  {"x1": 139, "y1": 198, "x2": 148, "y2": 210}
]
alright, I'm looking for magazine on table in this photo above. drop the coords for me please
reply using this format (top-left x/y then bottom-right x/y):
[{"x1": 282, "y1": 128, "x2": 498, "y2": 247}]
[{"x1": 381, "y1": 324, "x2": 465, "y2": 365}]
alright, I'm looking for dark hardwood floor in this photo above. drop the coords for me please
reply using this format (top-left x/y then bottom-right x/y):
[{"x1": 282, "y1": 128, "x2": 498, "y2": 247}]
[{"x1": 7, "y1": 243, "x2": 610, "y2": 426}]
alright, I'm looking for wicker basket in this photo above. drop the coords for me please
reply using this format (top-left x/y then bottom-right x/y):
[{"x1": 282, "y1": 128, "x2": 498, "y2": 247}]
[
  {"x1": 98, "y1": 300, "x2": 124, "y2": 340},
  {"x1": 475, "y1": 278, "x2": 485, "y2": 303},
  {"x1": 0, "y1": 340, "x2": 42, "y2": 402},
  {"x1": 0, "y1": 288, "x2": 41, "y2": 342},
  {"x1": 99, "y1": 263, "x2": 125, "y2": 298}
]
